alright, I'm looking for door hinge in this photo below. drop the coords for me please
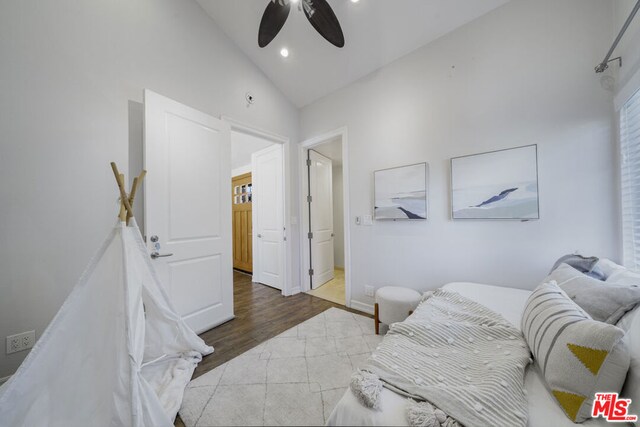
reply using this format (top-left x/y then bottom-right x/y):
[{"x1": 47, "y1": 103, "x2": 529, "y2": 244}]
[
  {"x1": 308, "y1": 232, "x2": 313, "y2": 239},
  {"x1": 309, "y1": 268, "x2": 314, "y2": 276},
  {"x1": 307, "y1": 195, "x2": 312, "y2": 203},
  {"x1": 306, "y1": 159, "x2": 312, "y2": 167}
]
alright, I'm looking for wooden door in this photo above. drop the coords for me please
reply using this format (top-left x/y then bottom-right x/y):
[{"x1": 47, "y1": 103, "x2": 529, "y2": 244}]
[
  {"x1": 232, "y1": 173, "x2": 253, "y2": 273},
  {"x1": 144, "y1": 89, "x2": 233, "y2": 333}
]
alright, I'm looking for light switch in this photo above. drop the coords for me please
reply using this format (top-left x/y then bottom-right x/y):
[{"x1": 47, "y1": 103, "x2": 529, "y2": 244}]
[{"x1": 355, "y1": 216, "x2": 361, "y2": 225}]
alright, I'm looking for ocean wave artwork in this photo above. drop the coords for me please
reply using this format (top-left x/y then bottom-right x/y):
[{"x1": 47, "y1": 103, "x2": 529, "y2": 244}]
[
  {"x1": 374, "y1": 163, "x2": 427, "y2": 220},
  {"x1": 451, "y1": 145, "x2": 539, "y2": 220}
]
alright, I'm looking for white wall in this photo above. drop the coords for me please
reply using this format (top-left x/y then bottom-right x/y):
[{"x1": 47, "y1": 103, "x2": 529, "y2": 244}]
[
  {"x1": 231, "y1": 130, "x2": 273, "y2": 176},
  {"x1": 300, "y1": 0, "x2": 619, "y2": 312},
  {"x1": 0, "y1": 0, "x2": 299, "y2": 378},
  {"x1": 333, "y1": 165, "x2": 345, "y2": 268},
  {"x1": 232, "y1": 164, "x2": 252, "y2": 178}
]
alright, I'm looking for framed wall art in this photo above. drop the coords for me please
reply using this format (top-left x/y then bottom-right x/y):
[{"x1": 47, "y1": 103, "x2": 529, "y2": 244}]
[
  {"x1": 451, "y1": 145, "x2": 539, "y2": 220},
  {"x1": 374, "y1": 162, "x2": 427, "y2": 220}
]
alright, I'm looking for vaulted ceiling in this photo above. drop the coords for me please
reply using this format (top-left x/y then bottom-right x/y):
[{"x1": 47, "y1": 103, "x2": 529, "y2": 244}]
[{"x1": 197, "y1": 0, "x2": 509, "y2": 107}]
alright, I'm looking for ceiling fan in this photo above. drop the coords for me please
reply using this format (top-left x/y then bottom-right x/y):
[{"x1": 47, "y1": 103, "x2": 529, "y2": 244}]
[{"x1": 258, "y1": 0, "x2": 345, "y2": 48}]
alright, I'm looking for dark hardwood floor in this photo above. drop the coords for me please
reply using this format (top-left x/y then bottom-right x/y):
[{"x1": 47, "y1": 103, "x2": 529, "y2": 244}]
[{"x1": 174, "y1": 270, "x2": 370, "y2": 427}]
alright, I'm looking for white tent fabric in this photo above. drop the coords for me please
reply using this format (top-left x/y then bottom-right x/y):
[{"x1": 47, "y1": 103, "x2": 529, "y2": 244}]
[{"x1": 0, "y1": 219, "x2": 213, "y2": 427}]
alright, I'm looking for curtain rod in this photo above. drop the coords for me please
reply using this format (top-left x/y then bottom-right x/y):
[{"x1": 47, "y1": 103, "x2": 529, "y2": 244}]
[{"x1": 595, "y1": 0, "x2": 640, "y2": 73}]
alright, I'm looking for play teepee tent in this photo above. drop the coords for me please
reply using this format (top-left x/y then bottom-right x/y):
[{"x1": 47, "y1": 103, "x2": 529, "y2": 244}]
[{"x1": 0, "y1": 164, "x2": 213, "y2": 427}]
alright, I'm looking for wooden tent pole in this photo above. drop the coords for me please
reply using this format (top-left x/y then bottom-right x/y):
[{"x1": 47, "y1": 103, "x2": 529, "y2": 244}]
[
  {"x1": 126, "y1": 177, "x2": 139, "y2": 224},
  {"x1": 128, "y1": 170, "x2": 146, "y2": 207},
  {"x1": 110, "y1": 162, "x2": 135, "y2": 222},
  {"x1": 126, "y1": 170, "x2": 146, "y2": 224},
  {"x1": 118, "y1": 174, "x2": 127, "y2": 222}
]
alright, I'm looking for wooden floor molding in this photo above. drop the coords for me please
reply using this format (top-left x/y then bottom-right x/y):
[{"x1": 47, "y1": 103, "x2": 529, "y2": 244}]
[{"x1": 175, "y1": 271, "x2": 371, "y2": 426}]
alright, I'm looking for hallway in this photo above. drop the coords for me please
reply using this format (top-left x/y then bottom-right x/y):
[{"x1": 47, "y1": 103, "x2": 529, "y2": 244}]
[{"x1": 306, "y1": 269, "x2": 345, "y2": 305}]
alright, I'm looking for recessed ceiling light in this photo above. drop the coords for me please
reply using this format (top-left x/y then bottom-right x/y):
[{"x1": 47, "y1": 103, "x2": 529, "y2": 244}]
[
  {"x1": 350, "y1": 0, "x2": 360, "y2": 3},
  {"x1": 280, "y1": 48, "x2": 289, "y2": 58},
  {"x1": 291, "y1": 0, "x2": 300, "y2": 3}
]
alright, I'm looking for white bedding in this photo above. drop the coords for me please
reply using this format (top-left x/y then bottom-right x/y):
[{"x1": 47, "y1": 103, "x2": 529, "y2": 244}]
[{"x1": 328, "y1": 282, "x2": 611, "y2": 427}]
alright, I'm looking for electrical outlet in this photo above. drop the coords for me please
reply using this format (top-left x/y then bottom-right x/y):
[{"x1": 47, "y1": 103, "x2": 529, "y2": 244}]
[
  {"x1": 22, "y1": 331, "x2": 35, "y2": 350},
  {"x1": 6, "y1": 331, "x2": 35, "y2": 354},
  {"x1": 364, "y1": 285, "x2": 375, "y2": 297},
  {"x1": 7, "y1": 336, "x2": 20, "y2": 354}
]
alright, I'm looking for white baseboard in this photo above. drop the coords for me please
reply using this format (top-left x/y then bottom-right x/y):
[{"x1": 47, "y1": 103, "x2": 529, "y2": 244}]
[
  {"x1": 290, "y1": 286, "x2": 301, "y2": 295},
  {"x1": 349, "y1": 300, "x2": 374, "y2": 315},
  {"x1": 0, "y1": 375, "x2": 10, "y2": 386}
]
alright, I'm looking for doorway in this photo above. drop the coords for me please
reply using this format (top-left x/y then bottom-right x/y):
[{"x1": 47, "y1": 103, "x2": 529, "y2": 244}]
[
  {"x1": 232, "y1": 172, "x2": 252, "y2": 273},
  {"x1": 227, "y1": 118, "x2": 290, "y2": 296},
  {"x1": 299, "y1": 128, "x2": 351, "y2": 307}
]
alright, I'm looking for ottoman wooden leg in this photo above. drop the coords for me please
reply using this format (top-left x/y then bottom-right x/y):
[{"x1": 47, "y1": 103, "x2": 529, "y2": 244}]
[{"x1": 374, "y1": 303, "x2": 380, "y2": 335}]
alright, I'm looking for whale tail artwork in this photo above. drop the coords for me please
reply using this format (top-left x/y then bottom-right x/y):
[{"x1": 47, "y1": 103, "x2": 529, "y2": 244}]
[
  {"x1": 0, "y1": 163, "x2": 213, "y2": 427},
  {"x1": 473, "y1": 187, "x2": 518, "y2": 208}
]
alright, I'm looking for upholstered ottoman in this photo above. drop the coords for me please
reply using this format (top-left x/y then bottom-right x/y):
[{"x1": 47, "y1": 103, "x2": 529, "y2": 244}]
[{"x1": 374, "y1": 286, "x2": 422, "y2": 334}]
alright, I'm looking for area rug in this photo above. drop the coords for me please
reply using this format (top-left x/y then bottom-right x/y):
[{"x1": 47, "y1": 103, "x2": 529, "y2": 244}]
[{"x1": 179, "y1": 307, "x2": 382, "y2": 426}]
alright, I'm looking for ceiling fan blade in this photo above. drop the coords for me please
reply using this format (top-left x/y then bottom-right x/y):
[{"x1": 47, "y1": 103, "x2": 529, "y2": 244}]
[
  {"x1": 303, "y1": 0, "x2": 345, "y2": 48},
  {"x1": 258, "y1": 0, "x2": 291, "y2": 48}
]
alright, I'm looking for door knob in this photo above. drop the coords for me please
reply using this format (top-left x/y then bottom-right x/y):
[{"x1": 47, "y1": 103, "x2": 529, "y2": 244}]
[{"x1": 151, "y1": 252, "x2": 174, "y2": 259}]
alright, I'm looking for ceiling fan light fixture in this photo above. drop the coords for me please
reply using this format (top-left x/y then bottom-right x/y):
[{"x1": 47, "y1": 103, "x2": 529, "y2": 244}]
[{"x1": 259, "y1": 0, "x2": 344, "y2": 48}]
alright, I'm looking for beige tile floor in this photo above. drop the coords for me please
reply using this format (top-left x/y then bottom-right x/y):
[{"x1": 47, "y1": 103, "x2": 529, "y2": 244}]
[
  {"x1": 179, "y1": 308, "x2": 382, "y2": 427},
  {"x1": 306, "y1": 269, "x2": 345, "y2": 305}
]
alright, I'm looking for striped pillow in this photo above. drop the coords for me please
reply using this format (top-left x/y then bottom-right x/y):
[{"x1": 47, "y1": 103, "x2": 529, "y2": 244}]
[{"x1": 521, "y1": 281, "x2": 630, "y2": 422}]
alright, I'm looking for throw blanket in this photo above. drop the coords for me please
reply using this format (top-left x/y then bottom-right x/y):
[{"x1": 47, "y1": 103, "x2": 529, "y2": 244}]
[{"x1": 352, "y1": 289, "x2": 531, "y2": 427}]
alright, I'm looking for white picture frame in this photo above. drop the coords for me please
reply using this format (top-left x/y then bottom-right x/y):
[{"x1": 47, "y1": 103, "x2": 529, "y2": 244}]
[
  {"x1": 450, "y1": 145, "x2": 539, "y2": 220},
  {"x1": 374, "y1": 162, "x2": 428, "y2": 220}
]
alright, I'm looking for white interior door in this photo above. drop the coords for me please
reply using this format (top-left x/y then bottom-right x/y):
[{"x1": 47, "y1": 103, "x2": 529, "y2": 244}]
[
  {"x1": 309, "y1": 150, "x2": 334, "y2": 289},
  {"x1": 144, "y1": 89, "x2": 233, "y2": 334},
  {"x1": 252, "y1": 144, "x2": 284, "y2": 290}
]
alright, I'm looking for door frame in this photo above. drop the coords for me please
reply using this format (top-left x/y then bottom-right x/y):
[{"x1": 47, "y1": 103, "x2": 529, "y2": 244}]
[
  {"x1": 298, "y1": 127, "x2": 352, "y2": 307},
  {"x1": 222, "y1": 116, "x2": 292, "y2": 296}
]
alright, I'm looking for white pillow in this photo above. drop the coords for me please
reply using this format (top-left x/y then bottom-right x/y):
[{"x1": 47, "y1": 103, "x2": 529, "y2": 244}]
[
  {"x1": 596, "y1": 258, "x2": 626, "y2": 278},
  {"x1": 608, "y1": 268, "x2": 640, "y2": 286},
  {"x1": 594, "y1": 261, "x2": 640, "y2": 418},
  {"x1": 547, "y1": 263, "x2": 640, "y2": 324},
  {"x1": 521, "y1": 281, "x2": 630, "y2": 422}
]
